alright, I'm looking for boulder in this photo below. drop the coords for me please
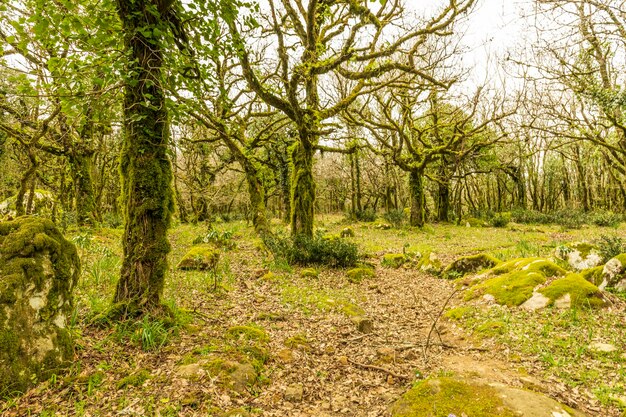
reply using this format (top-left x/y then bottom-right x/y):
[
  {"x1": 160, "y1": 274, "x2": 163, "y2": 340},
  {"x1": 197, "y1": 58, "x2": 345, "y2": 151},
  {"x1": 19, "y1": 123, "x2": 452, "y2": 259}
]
[
  {"x1": 417, "y1": 252, "x2": 442, "y2": 275},
  {"x1": 346, "y1": 266, "x2": 375, "y2": 283},
  {"x1": 555, "y1": 242, "x2": 602, "y2": 271},
  {"x1": 177, "y1": 244, "x2": 220, "y2": 271},
  {"x1": 443, "y1": 253, "x2": 501, "y2": 279},
  {"x1": 390, "y1": 377, "x2": 586, "y2": 417},
  {"x1": 340, "y1": 227, "x2": 355, "y2": 238},
  {"x1": 382, "y1": 253, "x2": 407, "y2": 268},
  {"x1": 599, "y1": 254, "x2": 626, "y2": 291},
  {"x1": 0, "y1": 217, "x2": 80, "y2": 396}
]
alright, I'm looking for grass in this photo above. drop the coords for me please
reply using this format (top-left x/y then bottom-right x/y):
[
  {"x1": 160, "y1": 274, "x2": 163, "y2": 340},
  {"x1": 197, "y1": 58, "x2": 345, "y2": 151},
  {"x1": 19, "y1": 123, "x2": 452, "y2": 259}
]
[{"x1": 5, "y1": 215, "x2": 626, "y2": 416}]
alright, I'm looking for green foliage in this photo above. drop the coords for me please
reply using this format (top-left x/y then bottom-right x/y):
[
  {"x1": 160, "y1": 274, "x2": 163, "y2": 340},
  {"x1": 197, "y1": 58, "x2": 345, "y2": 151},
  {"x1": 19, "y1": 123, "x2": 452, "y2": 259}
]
[
  {"x1": 511, "y1": 209, "x2": 621, "y2": 229},
  {"x1": 263, "y1": 231, "x2": 358, "y2": 267},
  {"x1": 355, "y1": 209, "x2": 377, "y2": 222},
  {"x1": 114, "y1": 316, "x2": 175, "y2": 352},
  {"x1": 490, "y1": 212, "x2": 510, "y2": 228},
  {"x1": 117, "y1": 369, "x2": 151, "y2": 389},
  {"x1": 193, "y1": 228, "x2": 236, "y2": 249},
  {"x1": 588, "y1": 211, "x2": 622, "y2": 228},
  {"x1": 383, "y1": 209, "x2": 406, "y2": 228},
  {"x1": 596, "y1": 235, "x2": 626, "y2": 262}
]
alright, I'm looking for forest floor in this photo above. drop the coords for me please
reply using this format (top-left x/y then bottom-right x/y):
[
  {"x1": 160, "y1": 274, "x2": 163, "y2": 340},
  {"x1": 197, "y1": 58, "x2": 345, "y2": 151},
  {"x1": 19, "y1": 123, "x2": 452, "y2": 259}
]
[{"x1": 2, "y1": 215, "x2": 626, "y2": 416}]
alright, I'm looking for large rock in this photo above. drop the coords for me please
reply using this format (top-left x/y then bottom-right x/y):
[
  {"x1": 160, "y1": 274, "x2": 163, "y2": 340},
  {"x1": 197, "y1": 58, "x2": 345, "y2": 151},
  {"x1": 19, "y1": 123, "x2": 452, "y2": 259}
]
[
  {"x1": 599, "y1": 254, "x2": 626, "y2": 291},
  {"x1": 555, "y1": 242, "x2": 602, "y2": 271},
  {"x1": 443, "y1": 253, "x2": 501, "y2": 279},
  {"x1": 177, "y1": 244, "x2": 220, "y2": 271},
  {"x1": 390, "y1": 377, "x2": 586, "y2": 417},
  {"x1": 0, "y1": 217, "x2": 80, "y2": 395}
]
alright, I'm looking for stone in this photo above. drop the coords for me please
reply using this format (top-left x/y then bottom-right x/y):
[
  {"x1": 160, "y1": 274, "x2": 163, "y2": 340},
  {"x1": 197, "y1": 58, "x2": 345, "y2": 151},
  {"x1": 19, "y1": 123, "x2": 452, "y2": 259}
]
[
  {"x1": 340, "y1": 227, "x2": 355, "y2": 238},
  {"x1": 229, "y1": 363, "x2": 257, "y2": 393},
  {"x1": 443, "y1": 254, "x2": 501, "y2": 279},
  {"x1": 554, "y1": 293, "x2": 571, "y2": 309},
  {"x1": 177, "y1": 244, "x2": 220, "y2": 271},
  {"x1": 276, "y1": 348, "x2": 295, "y2": 363},
  {"x1": 555, "y1": 242, "x2": 602, "y2": 271},
  {"x1": 521, "y1": 292, "x2": 550, "y2": 311},
  {"x1": 381, "y1": 253, "x2": 407, "y2": 268},
  {"x1": 346, "y1": 267, "x2": 375, "y2": 283},
  {"x1": 351, "y1": 316, "x2": 373, "y2": 333},
  {"x1": 588, "y1": 341, "x2": 618, "y2": 353},
  {"x1": 0, "y1": 217, "x2": 80, "y2": 396},
  {"x1": 390, "y1": 377, "x2": 586, "y2": 417},
  {"x1": 285, "y1": 383, "x2": 304, "y2": 402},
  {"x1": 176, "y1": 363, "x2": 203, "y2": 378},
  {"x1": 600, "y1": 254, "x2": 626, "y2": 291}
]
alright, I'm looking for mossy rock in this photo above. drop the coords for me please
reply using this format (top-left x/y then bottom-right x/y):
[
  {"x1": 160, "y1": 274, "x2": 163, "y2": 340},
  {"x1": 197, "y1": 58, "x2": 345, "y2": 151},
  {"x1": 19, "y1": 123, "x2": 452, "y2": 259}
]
[
  {"x1": 0, "y1": 216, "x2": 80, "y2": 396},
  {"x1": 540, "y1": 273, "x2": 605, "y2": 308},
  {"x1": 466, "y1": 270, "x2": 546, "y2": 306},
  {"x1": 340, "y1": 227, "x2": 355, "y2": 237},
  {"x1": 322, "y1": 233, "x2": 341, "y2": 241},
  {"x1": 390, "y1": 377, "x2": 517, "y2": 417},
  {"x1": 417, "y1": 252, "x2": 442, "y2": 275},
  {"x1": 581, "y1": 266, "x2": 604, "y2": 286},
  {"x1": 177, "y1": 244, "x2": 219, "y2": 271},
  {"x1": 463, "y1": 217, "x2": 485, "y2": 227},
  {"x1": 466, "y1": 258, "x2": 568, "y2": 307},
  {"x1": 225, "y1": 325, "x2": 269, "y2": 343},
  {"x1": 346, "y1": 267, "x2": 375, "y2": 283},
  {"x1": 300, "y1": 268, "x2": 319, "y2": 278},
  {"x1": 490, "y1": 257, "x2": 566, "y2": 277},
  {"x1": 382, "y1": 253, "x2": 407, "y2": 268},
  {"x1": 374, "y1": 223, "x2": 392, "y2": 230},
  {"x1": 600, "y1": 253, "x2": 626, "y2": 291},
  {"x1": 205, "y1": 359, "x2": 257, "y2": 394},
  {"x1": 443, "y1": 254, "x2": 501, "y2": 279}
]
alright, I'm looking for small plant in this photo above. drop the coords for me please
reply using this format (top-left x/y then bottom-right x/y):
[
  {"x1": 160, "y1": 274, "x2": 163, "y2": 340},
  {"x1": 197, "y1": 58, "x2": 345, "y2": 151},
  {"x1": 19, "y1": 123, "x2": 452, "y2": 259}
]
[
  {"x1": 193, "y1": 228, "x2": 236, "y2": 249},
  {"x1": 596, "y1": 235, "x2": 626, "y2": 262},
  {"x1": 490, "y1": 213, "x2": 510, "y2": 228},
  {"x1": 263, "y1": 231, "x2": 359, "y2": 267}
]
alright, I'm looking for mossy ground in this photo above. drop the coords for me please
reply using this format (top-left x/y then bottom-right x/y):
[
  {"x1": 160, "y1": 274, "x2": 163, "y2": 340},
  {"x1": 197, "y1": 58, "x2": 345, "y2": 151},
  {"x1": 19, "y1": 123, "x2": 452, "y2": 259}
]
[
  {"x1": 3, "y1": 215, "x2": 625, "y2": 416},
  {"x1": 540, "y1": 273, "x2": 604, "y2": 308}
]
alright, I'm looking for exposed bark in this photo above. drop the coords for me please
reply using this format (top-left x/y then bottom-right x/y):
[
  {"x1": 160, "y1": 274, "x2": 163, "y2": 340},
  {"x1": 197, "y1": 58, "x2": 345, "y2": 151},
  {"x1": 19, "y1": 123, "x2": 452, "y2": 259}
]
[{"x1": 408, "y1": 169, "x2": 425, "y2": 227}]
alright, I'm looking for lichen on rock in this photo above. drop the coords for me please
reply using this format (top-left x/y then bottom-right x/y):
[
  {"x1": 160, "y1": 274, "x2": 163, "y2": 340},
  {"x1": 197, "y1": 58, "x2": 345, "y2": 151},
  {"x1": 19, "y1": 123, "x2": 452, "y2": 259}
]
[{"x1": 0, "y1": 216, "x2": 80, "y2": 396}]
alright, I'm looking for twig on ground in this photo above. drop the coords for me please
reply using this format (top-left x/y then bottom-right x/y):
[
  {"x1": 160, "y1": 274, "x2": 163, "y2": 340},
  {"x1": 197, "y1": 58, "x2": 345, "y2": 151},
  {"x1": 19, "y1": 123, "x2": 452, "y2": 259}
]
[
  {"x1": 423, "y1": 288, "x2": 460, "y2": 362},
  {"x1": 347, "y1": 358, "x2": 411, "y2": 380}
]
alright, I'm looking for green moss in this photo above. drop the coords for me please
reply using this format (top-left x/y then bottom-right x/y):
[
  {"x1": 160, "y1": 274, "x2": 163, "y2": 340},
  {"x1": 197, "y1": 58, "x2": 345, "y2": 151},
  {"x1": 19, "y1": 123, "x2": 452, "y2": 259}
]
[
  {"x1": 346, "y1": 267, "x2": 375, "y2": 283},
  {"x1": 390, "y1": 377, "x2": 516, "y2": 417},
  {"x1": 490, "y1": 257, "x2": 566, "y2": 278},
  {"x1": 322, "y1": 233, "x2": 341, "y2": 241},
  {"x1": 464, "y1": 217, "x2": 485, "y2": 227},
  {"x1": 284, "y1": 334, "x2": 311, "y2": 351},
  {"x1": 225, "y1": 325, "x2": 269, "y2": 343},
  {"x1": 540, "y1": 273, "x2": 604, "y2": 308},
  {"x1": 443, "y1": 254, "x2": 501, "y2": 279},
  {"x1": 444, "y1": 306, "x2": 474, "y2": 321},
  {"x1": 300, "y1": 268, "x2": 319, "y2": 278},
  {"x1": 570, "y1": 242, "x2": 596, "y2": 258},
  {"x1": 476, "y1": 320, "x2": 507, "y2": 337},
  {"x1": 117, "y1": 369, "x2": 151, "y2": 389},
  {"x1": 177, "y1": 244, "x2": 220, "y2": 271},
  {"x1": 581, "y1": 266, "x2": 604, "y2": 286},
  {"x1": 417, "y1": 251, "x2": 443, "y2": 275},
  {"x1": 382, "y1": 253, "x2": 407, "y2": 268},
  {"x1": 340, "y1": 227, "x2": 355, "y2": 237},
  {"x1": 466, "y1": 270, "x2": 546, "y2": 306}
]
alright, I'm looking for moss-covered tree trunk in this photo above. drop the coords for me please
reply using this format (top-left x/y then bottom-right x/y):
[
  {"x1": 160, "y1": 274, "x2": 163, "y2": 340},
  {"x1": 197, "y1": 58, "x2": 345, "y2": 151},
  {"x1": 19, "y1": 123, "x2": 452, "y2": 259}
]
[
  {"x1": 436, "y1": 180, "x2": 450, "y2": 222},
  {"x1": 244, "y1": 169, "x2": 270, "y2": 235},
  {"x1": 290, "y1": 138, "x2": 315, "y2": 237},
  {"x1": 409, "y1": 169, "x2": 425, "y2": 227},
  {"x1": 113, "y1": 0, "x2": 174, "y2": 316},
  {"x1": 69, "y1": 152, "x2": 96, "y2": 226}
]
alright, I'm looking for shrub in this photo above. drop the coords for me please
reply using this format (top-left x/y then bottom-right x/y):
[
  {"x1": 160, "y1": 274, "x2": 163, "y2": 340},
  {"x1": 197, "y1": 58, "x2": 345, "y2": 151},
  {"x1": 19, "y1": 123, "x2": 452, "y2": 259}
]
[
  {"x1": 589, "y1": 210, "x2": 622, "y2": 228},
  {"x1": 263, "y1": 231, "x2": 358, "y2": 268},
  {"x1": 490, "y1": 213, "x2": 510, "y2": 228},
  {"x1": 596, "y1": 235, "x2": 626, "y2": 262},
  {"x1": 355, "y1": 209, "x2": 377, "y2": 222},
  {"x1": 383, "y1": 209, "x2": 406, "y2": 228}
]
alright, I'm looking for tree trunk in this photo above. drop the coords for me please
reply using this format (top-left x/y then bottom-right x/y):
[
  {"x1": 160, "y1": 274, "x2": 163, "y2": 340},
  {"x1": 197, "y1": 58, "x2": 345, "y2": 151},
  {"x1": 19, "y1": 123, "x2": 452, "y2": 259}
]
[
  {"x1": 113, "y1": 0, "x2": 174, "y2": 316},
  {"x1": 244, "y1": 166, "x2": 270, "y2": 235},
  {"x1": 69, "y1": 152, "x2": 96, "y2": 226},
  {"x1": 436, "y1": 179, "x2": 450, "y2": 222},
  {"x1": 290, "y1": 138, "x2": 315, "y2": 237},
  {"x1": 408, "y1": 169, "x2": 425, "y2": 227}
]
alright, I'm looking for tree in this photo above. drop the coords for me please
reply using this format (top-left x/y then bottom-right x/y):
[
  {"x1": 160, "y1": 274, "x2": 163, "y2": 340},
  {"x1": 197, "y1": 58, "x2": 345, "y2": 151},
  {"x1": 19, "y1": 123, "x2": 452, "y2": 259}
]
[
  {"x1": 112, "y1": 0, "x2": 185, "y2": 316},
  {"x1": 224, "y1": 0, "x2": 476, "y2": 236}
]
